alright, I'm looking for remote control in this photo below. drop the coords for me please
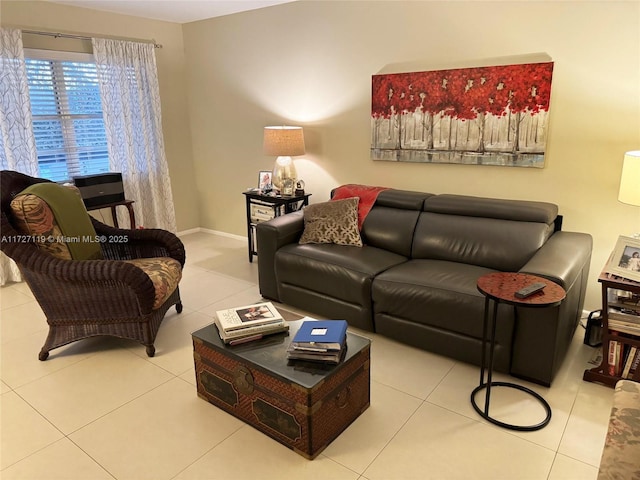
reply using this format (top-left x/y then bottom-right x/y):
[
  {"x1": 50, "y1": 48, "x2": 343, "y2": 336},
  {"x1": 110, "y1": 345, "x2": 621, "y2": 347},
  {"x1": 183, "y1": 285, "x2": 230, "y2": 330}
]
[{"x1": 515, "y1": 282, "x2": 546, "y2": 299}]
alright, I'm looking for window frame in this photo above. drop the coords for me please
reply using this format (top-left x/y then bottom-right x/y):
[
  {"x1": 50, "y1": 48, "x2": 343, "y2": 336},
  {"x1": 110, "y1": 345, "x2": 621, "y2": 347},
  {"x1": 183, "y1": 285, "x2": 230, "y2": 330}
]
[{"x1": 24, "y1": 48, "x2": 109, "y2": 183}]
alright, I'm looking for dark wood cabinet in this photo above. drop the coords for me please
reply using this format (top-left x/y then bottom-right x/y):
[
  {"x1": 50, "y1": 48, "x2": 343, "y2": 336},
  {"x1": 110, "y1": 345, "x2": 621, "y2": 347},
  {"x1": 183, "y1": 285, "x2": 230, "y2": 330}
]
[
  {"x1": 583, "y1": 271, "x2": 640, "y2": 387},
  {"x1": 242, "y1": 191, "x2": 310, "y2": 262}
]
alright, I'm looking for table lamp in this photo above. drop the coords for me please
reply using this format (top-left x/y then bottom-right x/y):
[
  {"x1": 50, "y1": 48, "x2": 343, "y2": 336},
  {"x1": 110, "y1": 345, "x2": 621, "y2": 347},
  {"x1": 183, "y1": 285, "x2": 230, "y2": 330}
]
[
  {"x1": 618, "y1": 150, "x2": 640, "y2": 238},
  {"x1": 263, "y1": 126, "x2": 305, "y2": 195}
]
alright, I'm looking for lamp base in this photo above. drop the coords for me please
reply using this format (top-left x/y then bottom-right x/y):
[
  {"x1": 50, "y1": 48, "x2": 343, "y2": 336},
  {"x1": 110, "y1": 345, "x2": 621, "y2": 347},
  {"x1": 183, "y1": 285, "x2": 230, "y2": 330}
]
[{"x1": 272, "y1": 156, "x2": 297, "y2": 192}]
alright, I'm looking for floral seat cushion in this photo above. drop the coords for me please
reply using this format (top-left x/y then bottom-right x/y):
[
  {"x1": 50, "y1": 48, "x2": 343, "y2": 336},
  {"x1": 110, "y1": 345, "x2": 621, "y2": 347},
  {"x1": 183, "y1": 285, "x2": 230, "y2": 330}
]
[{"x1": 124, "y1": 257, "x2": 182, "y2": 309}]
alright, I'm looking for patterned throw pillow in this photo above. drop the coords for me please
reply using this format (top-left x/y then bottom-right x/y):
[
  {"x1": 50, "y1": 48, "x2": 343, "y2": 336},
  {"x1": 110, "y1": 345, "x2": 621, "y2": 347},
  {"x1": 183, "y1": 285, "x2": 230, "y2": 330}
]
[
  {"x1": 299, "y1": 197, "x2": 363, "y2": 247},
  {"x1": 10, "y1": 183, "x2": 103, "y2": 261},
  {"x1": 10, "y1": 193, "x2": 73, "y2": 260}
]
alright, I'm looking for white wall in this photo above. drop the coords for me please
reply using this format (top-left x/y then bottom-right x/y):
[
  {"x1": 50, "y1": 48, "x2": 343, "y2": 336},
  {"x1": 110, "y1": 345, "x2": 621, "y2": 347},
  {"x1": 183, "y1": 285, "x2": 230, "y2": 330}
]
[{"x1": 183, "y1": 1, "x2": 640, "y2": 311}]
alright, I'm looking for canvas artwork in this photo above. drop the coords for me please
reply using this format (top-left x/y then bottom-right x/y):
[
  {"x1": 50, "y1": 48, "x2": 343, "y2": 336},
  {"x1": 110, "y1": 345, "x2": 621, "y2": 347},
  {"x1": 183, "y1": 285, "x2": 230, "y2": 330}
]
[{"x1": 371, "y1": 62, "x2": 554, "y2": 167}]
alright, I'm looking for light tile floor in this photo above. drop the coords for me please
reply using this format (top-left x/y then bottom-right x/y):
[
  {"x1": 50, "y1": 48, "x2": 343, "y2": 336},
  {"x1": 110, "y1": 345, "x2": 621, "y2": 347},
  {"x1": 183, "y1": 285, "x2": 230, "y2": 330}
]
[{"x1": 1, "y1": 231, "x2": 614, "y2": 480}]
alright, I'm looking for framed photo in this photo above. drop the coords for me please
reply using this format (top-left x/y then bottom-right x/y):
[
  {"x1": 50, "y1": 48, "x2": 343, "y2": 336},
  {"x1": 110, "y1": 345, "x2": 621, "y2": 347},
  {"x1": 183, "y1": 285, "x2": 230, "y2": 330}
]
[
  {"x1": 605, "y1": 235, "x2": 640, "y2": 282},
  {"x1": 258, "y1": 171, "x2": 272, "y2": 191}
]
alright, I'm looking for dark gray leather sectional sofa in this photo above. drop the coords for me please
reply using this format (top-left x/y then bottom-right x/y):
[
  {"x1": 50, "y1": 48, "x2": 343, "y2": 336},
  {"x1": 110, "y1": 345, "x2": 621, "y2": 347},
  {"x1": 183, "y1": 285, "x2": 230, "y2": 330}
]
[{"x1": 256, "y1": 188, "x2": 592, "y2": 386}]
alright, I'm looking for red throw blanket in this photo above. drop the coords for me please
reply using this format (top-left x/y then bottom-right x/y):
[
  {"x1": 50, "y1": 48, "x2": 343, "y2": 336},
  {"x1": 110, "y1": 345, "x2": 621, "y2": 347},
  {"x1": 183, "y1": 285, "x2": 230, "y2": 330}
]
[{"x1": 332, "y1": 184, "x2": 390, "y2": 230}]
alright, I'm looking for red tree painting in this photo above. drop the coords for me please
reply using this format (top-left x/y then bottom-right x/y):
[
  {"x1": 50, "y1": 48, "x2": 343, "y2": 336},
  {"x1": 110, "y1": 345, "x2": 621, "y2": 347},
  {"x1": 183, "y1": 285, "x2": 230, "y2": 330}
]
[{"x1": 371, "y1": 62, "x2": 554, "y2": 167}]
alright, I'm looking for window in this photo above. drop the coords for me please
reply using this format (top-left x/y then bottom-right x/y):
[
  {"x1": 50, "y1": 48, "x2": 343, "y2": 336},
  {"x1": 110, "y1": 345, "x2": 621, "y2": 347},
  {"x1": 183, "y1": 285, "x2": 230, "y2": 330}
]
[{"x1": 25, "y1": 49, "x2": 109, "y2": 182}]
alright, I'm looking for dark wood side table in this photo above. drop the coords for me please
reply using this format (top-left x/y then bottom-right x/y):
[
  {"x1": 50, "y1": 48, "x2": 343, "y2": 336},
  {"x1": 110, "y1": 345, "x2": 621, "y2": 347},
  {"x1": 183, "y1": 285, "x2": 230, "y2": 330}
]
[
  {"x1": 86, "y1": 199, "x2": 136, "y2": 229},
  {"x1": 243, "y1": 191, "x2": 311, "y2": 262},
  {"x1": 472, "y1": 272, "x2": 566, "y2": 431},
  {"x1": 583, "y1": 271, "x2": 640, "y2": 387}
]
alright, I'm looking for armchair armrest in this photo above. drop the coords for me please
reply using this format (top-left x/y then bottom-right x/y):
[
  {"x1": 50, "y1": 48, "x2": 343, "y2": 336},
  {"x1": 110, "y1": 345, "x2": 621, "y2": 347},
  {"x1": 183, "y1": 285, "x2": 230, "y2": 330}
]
[
  {"x1": 1, "y1": 215, "x2": 155, "y2": 314},
  {"x1": 15, "y1": 247, "x2": 157, "y2": 316},
  {"x1": 519, "y1": 231, "x2": 593, "y2": 290},
  {"x1": 256, "y1": 211, "x2": 304, "y2": 300},
  {"x1": 92, "y1": 218, "x2": 185, "y2": 267}
]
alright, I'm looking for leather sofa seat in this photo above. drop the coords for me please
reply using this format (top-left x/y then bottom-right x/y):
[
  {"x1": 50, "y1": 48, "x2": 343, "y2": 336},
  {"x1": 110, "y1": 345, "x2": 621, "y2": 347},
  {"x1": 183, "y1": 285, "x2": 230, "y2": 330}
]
[
  {"x1": 276, "y1": 243, "x2": 407, "y2": 331},
  {"x1": 373, "y1": 259, "x2": 513, "y2": 371}
]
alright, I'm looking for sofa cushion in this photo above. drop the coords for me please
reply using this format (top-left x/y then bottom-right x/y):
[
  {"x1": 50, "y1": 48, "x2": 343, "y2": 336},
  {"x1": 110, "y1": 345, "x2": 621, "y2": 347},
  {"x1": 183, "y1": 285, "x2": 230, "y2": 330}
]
[
  {"x1": 361, "y1": 206, "x2": 422, "y2": 258},
  {"x1": 10, "y1": 183, "x2": 103, "y2": 261},
  {"x1": 275, "y1": 243, "x2": 406, "y2": 305},
  {"x1": 413, "y1": 194, "x2": 557, "y2": 271},
  {"x1": 373, "y1": 259, "x2": 504, "y2": 339},
  {"x1": 423, "y1": 194, "x2": 558, "y2": 223},
  {"x1": 299, "y1": 197, "x2": 362, "y2": 246},
  {"x1": 360, "y1": 189, "x2": 433, "y2": 257},
  {"x1": 412, "y1": 212, "x2": 555, "y2": 271},
  {"x1": 372, "y1": 259, "x2": 514, "y2": 371},
  {"x1": 124, "y1": 257, "x2": 182, "y2": 309}
]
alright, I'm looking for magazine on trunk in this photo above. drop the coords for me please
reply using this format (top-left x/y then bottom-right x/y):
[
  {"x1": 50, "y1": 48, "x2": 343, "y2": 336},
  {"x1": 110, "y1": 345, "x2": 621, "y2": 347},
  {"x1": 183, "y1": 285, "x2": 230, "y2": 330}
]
[
  {"x1": 214, "y1": 316, "x2": 289, "y2": 344},
  {"x1": 215, "y1": 302, "x2": 284, "y2": 333}
]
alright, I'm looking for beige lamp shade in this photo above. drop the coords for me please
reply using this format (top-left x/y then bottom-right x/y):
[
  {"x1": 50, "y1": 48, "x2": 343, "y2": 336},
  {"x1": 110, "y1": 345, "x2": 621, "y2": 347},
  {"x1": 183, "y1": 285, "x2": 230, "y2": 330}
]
[
  {"x1": 263, "y1": 126, "x2": 306, "y2": 156},
  {"x1": 619, "y1": 151, "x2": 640, "y2": 206},
  {"x1": 264, "y1": 126, "x2": 305, "y2": 192}
]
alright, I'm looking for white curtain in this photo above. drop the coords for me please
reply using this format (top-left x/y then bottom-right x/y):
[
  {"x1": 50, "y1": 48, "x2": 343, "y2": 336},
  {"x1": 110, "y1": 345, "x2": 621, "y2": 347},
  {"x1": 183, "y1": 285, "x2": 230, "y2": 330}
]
[
  {"x1": 0, "y1": 28, "x2": 39, "y2": 285},
  {"x1": 92, "y1": 38, "x2": 177, "y2": 232}
]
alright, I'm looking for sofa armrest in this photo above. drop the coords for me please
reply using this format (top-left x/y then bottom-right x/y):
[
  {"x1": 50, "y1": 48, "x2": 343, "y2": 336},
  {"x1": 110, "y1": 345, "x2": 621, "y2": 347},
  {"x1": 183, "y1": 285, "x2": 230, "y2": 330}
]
[
  {"x1": 256, "y1": 211, "x2": 304, "y2": 300},
  {"x1": 519, "y1": 231, "x2": 593, "y2": 290},
  {"x1": 510, "y1": 231, "x2": 593, "y2": 385}
]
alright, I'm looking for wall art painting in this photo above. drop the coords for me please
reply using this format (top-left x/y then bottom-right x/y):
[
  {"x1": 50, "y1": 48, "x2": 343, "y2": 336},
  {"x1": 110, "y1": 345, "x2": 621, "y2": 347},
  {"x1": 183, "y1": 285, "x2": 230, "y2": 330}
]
[{"x1": 371, "y1": 62, "x2": 554, "y2": 167}]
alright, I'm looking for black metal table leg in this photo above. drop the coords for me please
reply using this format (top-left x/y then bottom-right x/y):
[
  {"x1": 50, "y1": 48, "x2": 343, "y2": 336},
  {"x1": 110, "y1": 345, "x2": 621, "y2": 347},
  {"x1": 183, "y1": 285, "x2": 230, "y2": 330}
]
[{"x1": 470, "y1": 297, "x2": 552, "y2": 432}]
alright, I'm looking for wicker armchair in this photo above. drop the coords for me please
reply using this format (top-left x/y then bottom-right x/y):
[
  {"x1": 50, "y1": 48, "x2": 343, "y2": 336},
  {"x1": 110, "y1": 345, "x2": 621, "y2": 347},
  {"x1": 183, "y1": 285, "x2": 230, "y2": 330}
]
[{"x1": 0, "y1": 170, "x2": 185, "y2": 360}]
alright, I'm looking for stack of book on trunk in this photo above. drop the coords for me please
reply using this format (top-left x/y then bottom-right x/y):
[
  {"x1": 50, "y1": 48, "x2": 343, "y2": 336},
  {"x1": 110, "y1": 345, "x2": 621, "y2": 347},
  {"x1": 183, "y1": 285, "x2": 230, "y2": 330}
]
[
  {"x1": 287, "y1": 318, "x2": 348, "y2": 364},
  {"x1": 214, "y1": 302, "x2": 288, "y2": 345}
]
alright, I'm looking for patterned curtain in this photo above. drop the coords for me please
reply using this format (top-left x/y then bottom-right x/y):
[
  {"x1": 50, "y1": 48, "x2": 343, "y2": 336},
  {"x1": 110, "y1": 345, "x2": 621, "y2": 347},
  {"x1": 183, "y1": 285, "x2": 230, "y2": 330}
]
[
  {"x1": 92, "y1": 38, "x2": 177, "y2": 232},
  {"x1": 0, "y1": 28, "x2": 39, "y2": 285}
]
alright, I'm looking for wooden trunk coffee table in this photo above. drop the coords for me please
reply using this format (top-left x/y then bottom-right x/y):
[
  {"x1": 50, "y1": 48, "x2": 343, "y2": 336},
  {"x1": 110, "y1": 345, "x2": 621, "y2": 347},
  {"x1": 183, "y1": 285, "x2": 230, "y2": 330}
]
[{"x1": 192, "y1": 319, "x2": 371, "y2": 459}]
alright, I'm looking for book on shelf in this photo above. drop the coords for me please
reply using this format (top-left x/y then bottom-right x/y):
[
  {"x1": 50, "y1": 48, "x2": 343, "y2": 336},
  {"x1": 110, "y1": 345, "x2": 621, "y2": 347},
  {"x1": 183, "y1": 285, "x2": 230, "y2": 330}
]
[
  {"x1": 625, "y1": 348, "x2": 640, "y2": 379},
  {"x1": 286, "y1": 318, "x2": 348, "y2": 364},
  {"x1": 215, "y1": 302, "x2": 284, "y2": 333},
  {"x1": 607, "y1": 339, "x2": 625, "y2": 376},
  {"x1": 621, "y1": 346, "x2": 638, "y2": 379}
]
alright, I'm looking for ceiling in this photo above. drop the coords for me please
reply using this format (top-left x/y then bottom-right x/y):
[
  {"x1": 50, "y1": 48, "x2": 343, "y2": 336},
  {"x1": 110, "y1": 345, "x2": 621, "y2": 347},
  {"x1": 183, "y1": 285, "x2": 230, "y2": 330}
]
[{"x1": 42, "y1": 0, "x2": 298, "y2": 24}]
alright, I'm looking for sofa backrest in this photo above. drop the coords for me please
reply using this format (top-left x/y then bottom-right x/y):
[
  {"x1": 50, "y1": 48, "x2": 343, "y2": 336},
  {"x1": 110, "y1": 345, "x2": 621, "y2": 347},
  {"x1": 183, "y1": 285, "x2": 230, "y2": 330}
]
[
  {"x1": 412, "y1": 194, "x2": 558, "y2": 271},
  {"x1": 361, "y1": 189, "x2": 434, "y2": 257}
]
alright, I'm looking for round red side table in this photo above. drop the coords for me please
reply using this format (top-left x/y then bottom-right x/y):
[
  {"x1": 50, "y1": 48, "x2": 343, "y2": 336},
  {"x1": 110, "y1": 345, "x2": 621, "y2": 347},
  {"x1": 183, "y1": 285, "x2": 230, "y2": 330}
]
[{"x1": 472, "y1": 272, "x2": 566, "y2": 431}]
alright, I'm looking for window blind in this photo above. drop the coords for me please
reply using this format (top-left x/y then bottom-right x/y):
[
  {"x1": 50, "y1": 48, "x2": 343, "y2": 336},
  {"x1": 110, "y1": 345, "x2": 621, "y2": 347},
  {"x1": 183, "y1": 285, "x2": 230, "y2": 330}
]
[{"x1": 25, "y1": 49, "x2": 109, "y2": 182}]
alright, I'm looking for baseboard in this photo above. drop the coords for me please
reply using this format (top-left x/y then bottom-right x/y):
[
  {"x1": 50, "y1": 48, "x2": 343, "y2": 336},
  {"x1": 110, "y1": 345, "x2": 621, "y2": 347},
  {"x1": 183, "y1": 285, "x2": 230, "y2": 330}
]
[
  {"x1": 176, "y1": 227, "x2": 200, "y2": 237},
  {"x1": 177, "y1": 227, "x2": 246, "y2": 242}
]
